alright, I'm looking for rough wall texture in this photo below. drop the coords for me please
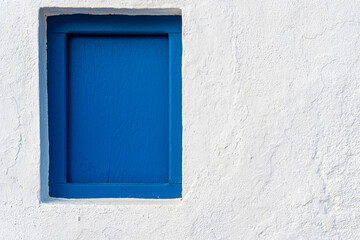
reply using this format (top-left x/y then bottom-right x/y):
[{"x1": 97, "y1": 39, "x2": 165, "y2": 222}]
[{"x1": 1, "y1": 0, "x2": 360, "y2": 239}]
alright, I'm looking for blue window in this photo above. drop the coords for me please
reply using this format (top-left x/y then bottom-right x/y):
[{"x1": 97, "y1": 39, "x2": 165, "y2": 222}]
[{"x1": 47, "y1": 15, "x2": 182, "y2": 198}]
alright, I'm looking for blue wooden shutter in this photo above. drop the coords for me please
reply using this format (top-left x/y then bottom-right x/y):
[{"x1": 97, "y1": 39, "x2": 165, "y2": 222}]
[{"x1": 47, "y1": 15, "x2": 182, "y2": 198}]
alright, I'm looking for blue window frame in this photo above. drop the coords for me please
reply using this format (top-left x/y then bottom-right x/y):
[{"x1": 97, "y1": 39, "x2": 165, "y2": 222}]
[{"x1": 47, "y1": 15, "x2": 182, "y2": 198}]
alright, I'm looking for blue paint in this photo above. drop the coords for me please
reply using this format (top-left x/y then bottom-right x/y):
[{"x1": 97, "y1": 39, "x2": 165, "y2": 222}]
[
  {"x1": 49, "y1": 183, "x2": 181, "y2": 199},
  {"x1": 47, "y1": 15, "x2": 181, "y2": 34},
  {"x1": 47, "y1": 15, "x2": 182, "y2": 199}
]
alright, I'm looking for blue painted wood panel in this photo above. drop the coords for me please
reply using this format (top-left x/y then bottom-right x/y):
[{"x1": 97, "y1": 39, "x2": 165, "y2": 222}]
[
  {"x1": 47, "y1": 33, "x2": 67, "y2": 183},
  {"x1": 47, "y1": 15, "x2": 182, "y2": 198},
  {"x1": 47, "y1": 15, "x2": 182, "y2": 34},
  {"x1": 49, "y1": 183, "x2": 181, "y2": 199},
  {"x1": 68, "y1": 35, "x2": 169, "y2": 183}
]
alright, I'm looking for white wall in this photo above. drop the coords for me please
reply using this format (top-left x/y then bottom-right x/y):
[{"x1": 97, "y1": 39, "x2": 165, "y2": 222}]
[{"x1": 1, "y1": 0, "x2": 360, "y2": 239}]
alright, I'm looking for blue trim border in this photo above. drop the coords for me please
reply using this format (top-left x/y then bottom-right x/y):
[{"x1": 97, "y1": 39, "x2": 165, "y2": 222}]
[
  {"x1": 50, "y1": 183, "x2": 181, "y2": 199},
  {"x1": 47, "y1": 15, "x2": 182, "y2": 199}
]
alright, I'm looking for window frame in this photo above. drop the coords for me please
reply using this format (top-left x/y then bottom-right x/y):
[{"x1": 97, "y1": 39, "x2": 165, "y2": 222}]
[{"x1": 47, "y1": 14, "x2": 182, "y2": 199}]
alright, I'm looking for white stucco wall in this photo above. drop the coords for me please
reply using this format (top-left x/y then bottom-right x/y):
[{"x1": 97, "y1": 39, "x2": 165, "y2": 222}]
[{"x1": 1, "y1": 0, "x2": 360, "y2": 239}]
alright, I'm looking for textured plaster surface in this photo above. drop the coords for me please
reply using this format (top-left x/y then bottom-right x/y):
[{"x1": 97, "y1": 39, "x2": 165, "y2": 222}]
[{"x1": 1, "y1": 0, "x2": 360, "y2": 239}]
